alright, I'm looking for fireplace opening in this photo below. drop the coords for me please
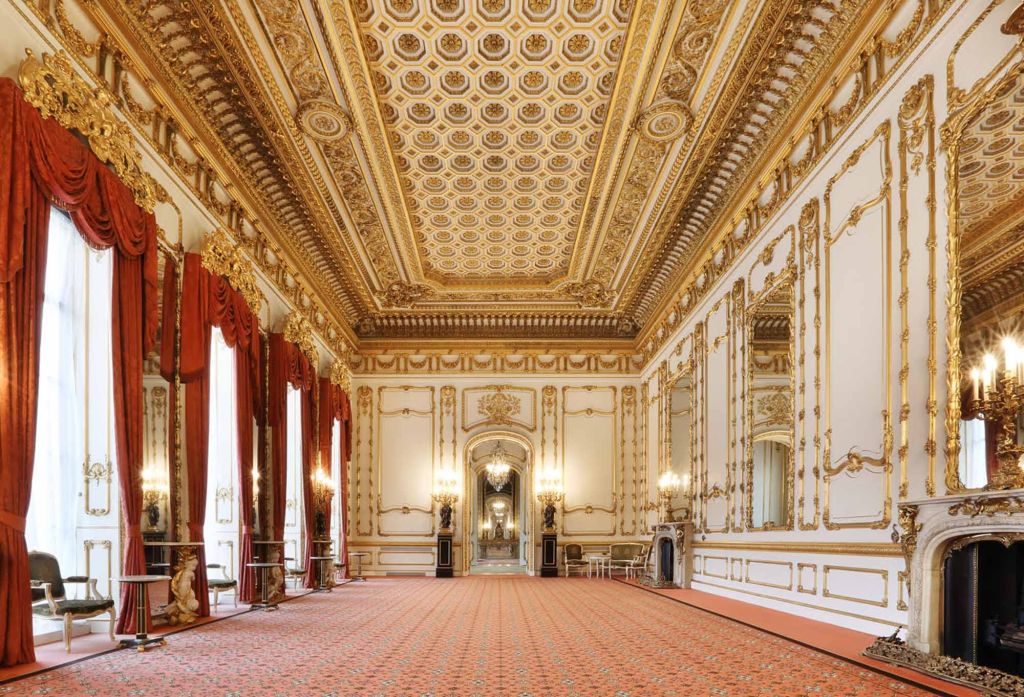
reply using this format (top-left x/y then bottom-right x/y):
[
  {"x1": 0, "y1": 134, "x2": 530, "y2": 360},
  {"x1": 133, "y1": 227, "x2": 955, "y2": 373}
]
[
  {"x1": 943, "y1": 538, "x2": 1024, "y2": 677},
  {"x1": 659, "y1": 537, "x2": 674, "y2": 584}
]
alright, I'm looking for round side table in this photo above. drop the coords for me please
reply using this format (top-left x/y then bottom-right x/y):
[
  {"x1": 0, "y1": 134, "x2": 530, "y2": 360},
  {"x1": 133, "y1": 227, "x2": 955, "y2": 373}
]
[
  {"x1": 348, "y1": 552, "x2": 369, "y2": 581},
  {"x1": 247, "y1": 562, "x2": 284, "y2": 611},
  {"x1": 115, "y1": 575, "x2": 171, "y2": 652},
  {"x1": 310, "y1": 556, "x2": 333, "y2": 591}
]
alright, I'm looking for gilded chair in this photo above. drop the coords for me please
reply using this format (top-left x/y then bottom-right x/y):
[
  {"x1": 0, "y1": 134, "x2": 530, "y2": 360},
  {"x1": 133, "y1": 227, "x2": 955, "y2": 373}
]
[
  {"x1": 284, "y1": 557, "x2": 306, "y2": 590},
  {"x1": 563, "y1": 543, "x2": 588, "y2": 577},
  {"x1": 625, "y1": 546, "x2": 651, "y2": 580},
  {"x1": 206, "y1": 563, "x2": 238, "y2": 609},
  {"x1": 29, "y1": 551, "x2": 116, "y2": 653},
  {"x1": 608, "y1": 543, "x2": 645, "y2": 576}
]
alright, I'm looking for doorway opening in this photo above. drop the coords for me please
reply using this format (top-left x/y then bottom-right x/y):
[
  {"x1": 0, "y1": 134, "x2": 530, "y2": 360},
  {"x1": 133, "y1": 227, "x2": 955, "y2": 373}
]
[{"x1": 464, "y1": 433, "x2": 532, "y2": 575}]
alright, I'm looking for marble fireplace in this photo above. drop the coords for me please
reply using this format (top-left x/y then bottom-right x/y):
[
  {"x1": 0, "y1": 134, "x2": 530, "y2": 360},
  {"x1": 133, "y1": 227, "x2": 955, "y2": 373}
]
[{"x1": 649, "y1": 521, "x2": 693, "y2": 588}]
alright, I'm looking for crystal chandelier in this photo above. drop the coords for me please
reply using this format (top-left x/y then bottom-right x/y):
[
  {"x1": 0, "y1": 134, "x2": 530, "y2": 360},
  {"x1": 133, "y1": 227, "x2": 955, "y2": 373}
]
[{"x1": 485, "y1": 442, "x2": 511, "y2": 491}]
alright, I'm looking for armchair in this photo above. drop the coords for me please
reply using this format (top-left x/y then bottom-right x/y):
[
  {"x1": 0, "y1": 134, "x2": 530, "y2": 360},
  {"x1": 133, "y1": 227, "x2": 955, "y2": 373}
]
[
  {"x1": 206, "y1": 563, "x2": 238, "y2": 609},
  {"x1": 608, "y1": 543, "x2": 645, "y2": 576},
  {"x1": 625, "y1": 546, "x2": 651, "y2": 580},
  {"x1": 29, "y1": 551, "x2": 116, "y2": 653},
  {"x1": 563, "y1": 543, "x2": 588, "y2": 578}
]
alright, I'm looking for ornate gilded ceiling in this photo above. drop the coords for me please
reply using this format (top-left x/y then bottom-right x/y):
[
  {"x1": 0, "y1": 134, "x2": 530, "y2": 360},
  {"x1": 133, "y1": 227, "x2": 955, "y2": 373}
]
[
  {"x1": 959, "y1": 71, "x2": 1024, "y2": 324},
  {"x1": 86, "y1": 0, "x2": 865, "y2": 341}
]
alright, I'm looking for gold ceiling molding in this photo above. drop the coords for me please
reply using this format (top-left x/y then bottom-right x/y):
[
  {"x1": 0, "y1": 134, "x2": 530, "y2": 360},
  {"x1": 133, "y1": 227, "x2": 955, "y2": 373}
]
[
  {"x1": 17, "y1": 49, "x2": 159, "y2": 211},
  {"x1": 562, "y1": 279, "x2": 612, "y2": 309},
  {"x1": 380, "y1": 281, "x2": 432, "y2": 309},
  {"x1": 200, "y1": 229, "x2": 264, "y2": 317},
  {"x1": 283, "y1": 311, "x2": 319, "y2": 370},
  {"x1": 351, "y1": 348, "x2": 643, "y2": 375},
  {"x1": 295, "y1": 100, "x2": 352, "y2": 143}
]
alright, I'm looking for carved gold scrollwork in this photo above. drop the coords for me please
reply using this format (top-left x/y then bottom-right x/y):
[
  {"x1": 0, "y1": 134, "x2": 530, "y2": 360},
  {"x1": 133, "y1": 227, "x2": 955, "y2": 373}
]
[
  {"x1": 215, "y1": 486, "x2": 234, "y2": 524},
  {"x1": 18, "y1": 50, "x2": 159, "y2": 211},
  {"x1": 83, "y1": 459, "x2": 113, "y2": 517},
  {"x1": 200, "y1": 229, "x2": 265, "y2": 316},
  {"x1": 284, "y1": 312, "x2": 318, "y2": 369},
  {"x1": 329, "y1": 359, "x2": 352, "y2": 392}
]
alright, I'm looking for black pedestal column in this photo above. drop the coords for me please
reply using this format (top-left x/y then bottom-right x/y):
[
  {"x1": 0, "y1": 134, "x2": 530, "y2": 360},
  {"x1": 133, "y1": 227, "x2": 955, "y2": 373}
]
[
  {"x1": 436, "y1": 502, "x2": 454, "y2": 578},
  {"x1": 540, "y1": 501, "x2": 558, "y2": 577}
]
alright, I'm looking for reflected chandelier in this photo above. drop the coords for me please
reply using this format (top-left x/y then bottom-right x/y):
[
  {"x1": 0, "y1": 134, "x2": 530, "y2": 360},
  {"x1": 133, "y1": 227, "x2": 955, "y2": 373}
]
[{"x1": 485, "y1": 442, "x2": 511, "y2": 491}]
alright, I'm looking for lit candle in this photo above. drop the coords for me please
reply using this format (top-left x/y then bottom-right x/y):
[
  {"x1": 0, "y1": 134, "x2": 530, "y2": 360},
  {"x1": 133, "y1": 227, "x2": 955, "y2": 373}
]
[
  {"x1": 971, "y1": 367, "x2": 980, "y2": 402},
  {"x1": 1003, "y1": 338, "x2": 1018, "y2": 376},
  {"x1": 983, "y1": 354, "x2": 997, "y2": 399}
]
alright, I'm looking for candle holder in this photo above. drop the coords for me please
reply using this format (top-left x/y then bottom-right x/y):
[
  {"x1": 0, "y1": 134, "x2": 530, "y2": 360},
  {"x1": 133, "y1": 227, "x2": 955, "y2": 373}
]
[
  {"x1": 536, "y1": 470, "x2": 563, "y2": 533},
  {"x1": 311, "y1": 467, "x2": 336, "y2": 538},
  {"x1": 968, "y1": 338, "x2": 1024, "y2": 491},
  {"x1": 432, "y1": 469, "x2": 459, "y2": 532},
  {"x1": 141, "y1": 463, "x2": 169, "y2": 532},
  {"x1": 657, "y1": 470, "x2": 692, "y2": 522}
]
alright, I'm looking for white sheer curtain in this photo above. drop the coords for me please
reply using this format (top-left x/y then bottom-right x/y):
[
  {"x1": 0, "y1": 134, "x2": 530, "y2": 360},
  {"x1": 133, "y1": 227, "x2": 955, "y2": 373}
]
[
  {"x1": 331, "y1": 419, "x2": 341, "y2": 543},
  {"x1": 205, "y1": 328, "x2": 239, "y2": 563},
  {"x1": 26, "y1": 210, "x2": 116, "y2": 572},
  {"x1": 284, "y1": 386, "x2": 303, "y2": 561}
]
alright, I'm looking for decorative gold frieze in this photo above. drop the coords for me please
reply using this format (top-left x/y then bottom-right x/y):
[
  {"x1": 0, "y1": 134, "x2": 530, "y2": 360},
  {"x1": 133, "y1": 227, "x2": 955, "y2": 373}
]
[
  {"x1": 948, "y1": 495, "x2": 1024, "y2": 518},
  {"x1": 18, "y1": 50, "x2": 158, "y2": 211}
]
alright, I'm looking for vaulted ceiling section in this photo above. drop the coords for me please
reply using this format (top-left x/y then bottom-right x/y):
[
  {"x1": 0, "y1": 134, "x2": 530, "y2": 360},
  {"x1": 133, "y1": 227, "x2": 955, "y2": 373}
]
[{"x1": 98, "y1": 0, "x2": 864, "y2": 342}]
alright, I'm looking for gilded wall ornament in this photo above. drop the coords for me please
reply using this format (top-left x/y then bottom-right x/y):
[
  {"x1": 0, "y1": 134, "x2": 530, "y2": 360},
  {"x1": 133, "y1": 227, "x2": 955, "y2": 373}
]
[
  {"x1": 380, "y1": 281, "x2": 431, "y2": 308},
  {"x1": 563, "y1": 279, "x2": 612, "y2": 308},
  {"x1": 948, "y1": 495, "x2": 1024, "y2": 518},
  {"x1": 200, "y1": 229, "x2": 264, "y2": 316},
  {"x1": 755, "y1": 392, "x2": 792, "y2": 424},
  {"x1": 329, "y1": 359, "x2": 352, "y2": 391},
  {"x1": 636, "y1": 100, "x2": 692, "y2": 142},
  {"x1": 18, "y1": 50, "x2": 159, "y2": 211},
  {"x1": 477, "y1": 391, "x2": 522, "y2": 426},
  {"x1": 283, "y1": 311, "x2": 319, "y2": 369}
]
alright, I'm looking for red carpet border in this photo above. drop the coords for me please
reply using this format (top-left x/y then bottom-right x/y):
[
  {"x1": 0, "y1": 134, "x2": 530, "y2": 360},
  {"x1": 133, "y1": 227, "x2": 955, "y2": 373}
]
[{"x1": 0, "y1": 577, "x2": 934, "y2": 696}]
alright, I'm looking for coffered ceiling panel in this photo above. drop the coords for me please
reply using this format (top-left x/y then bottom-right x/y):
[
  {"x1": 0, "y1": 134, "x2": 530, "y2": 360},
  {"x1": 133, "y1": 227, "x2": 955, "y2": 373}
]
[{"x1": 356, "y1": 0, "x2": 630, "y2": 285}]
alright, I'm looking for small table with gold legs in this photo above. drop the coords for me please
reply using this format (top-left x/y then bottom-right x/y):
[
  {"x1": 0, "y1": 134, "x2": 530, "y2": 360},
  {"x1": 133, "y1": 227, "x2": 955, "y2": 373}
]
[
  {"x1": 348, "y1": 551, "x2": 369, "y2": 581},
  {"x1": 247, "y1": 562, "x2": 284, "y2": 611},
  {"x1": 309, "y1": 556, "x2": 334, "y2": 591},
  {"x1": 115, "y1": 575, "x2": 171, "y2": 652}
]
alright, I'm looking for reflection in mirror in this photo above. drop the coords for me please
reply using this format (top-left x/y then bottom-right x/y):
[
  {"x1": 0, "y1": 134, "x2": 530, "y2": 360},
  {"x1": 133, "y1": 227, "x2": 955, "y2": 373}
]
[
  {"x1": 955, "y1": 73, "x2": 1024, "y2": 491},
  {"x1": 668, "y1": 374, "x2": 693, "y2": 521},
  {"x1": 745, "y1": 280, "x2": 795, "y2": 530}
]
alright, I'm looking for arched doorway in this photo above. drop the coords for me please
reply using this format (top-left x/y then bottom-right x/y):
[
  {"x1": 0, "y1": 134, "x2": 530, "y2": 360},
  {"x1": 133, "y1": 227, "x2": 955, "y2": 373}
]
[{"x1": 462, "y1": 431, "x2": 534, "y2": 575}]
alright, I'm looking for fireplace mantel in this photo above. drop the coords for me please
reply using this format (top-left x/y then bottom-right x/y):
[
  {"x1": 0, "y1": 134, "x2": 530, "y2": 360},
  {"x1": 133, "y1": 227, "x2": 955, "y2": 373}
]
[{"x1": 899, "y1": 489, "x2": 1024, "y2": 653}]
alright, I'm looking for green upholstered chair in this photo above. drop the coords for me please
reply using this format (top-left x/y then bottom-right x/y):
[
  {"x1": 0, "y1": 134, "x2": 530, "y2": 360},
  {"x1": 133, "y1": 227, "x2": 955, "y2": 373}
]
[
  {"x1": 206, "y1": 563, "x2": 238, "y2": 609},
  {"x1": 608, "y1": 543, "x2": 645, "y2": 576},
  {"x1": 563, "y1": 543, "x2": 588, "y2": 577},
  {"x1": 29, "y1": 551, "x2": 116, "y2": 653}
]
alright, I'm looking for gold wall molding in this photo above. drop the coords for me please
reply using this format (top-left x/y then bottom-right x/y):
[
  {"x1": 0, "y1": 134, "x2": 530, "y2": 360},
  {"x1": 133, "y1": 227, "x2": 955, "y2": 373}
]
[
  {"x1": 821, "y1": 121, "x2": 894, "y2": 532},
  {"x1": 351, "y1": 350, "x2": 644, "y2": 375},
  {"x1": 375, "y1": 385, "x2": 435, "y2": 537},
  {"x1": 560, "y1": 385, "x2": 619, "y2": 536},
  {"x1": 692, "y1": 541, "x2": 904, "y2": 557},
  {"x1": 822, "y1": 565, "x2": 890, "y2": 608},
  {"x1": 18, "y1": 49, "x2": 159, "y2": 211},
  {"x1": 743, "y1": 559, "x2": 793, "y2": 591},
  {"x1": 797, "y1": 563, "x2": 817, "y2": 595}
]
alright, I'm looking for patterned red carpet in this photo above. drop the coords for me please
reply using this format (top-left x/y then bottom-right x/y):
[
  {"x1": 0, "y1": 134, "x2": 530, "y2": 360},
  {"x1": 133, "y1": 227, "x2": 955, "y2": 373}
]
[{"x1": 1, "y1": 577, "x2": 935, "y2": 696}]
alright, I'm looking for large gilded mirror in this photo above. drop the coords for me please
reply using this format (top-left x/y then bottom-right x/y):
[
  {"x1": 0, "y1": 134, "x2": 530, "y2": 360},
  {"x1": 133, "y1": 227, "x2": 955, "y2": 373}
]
[
  {"x1": 744, "y1": 279, "x2": 795, "y2": 530},
  {"x1": 948, "y1": 69, "x2": 1024, "y2": 493},
  {"x1": 667, "y1": 370, "x2": 694, "y2": 521}
]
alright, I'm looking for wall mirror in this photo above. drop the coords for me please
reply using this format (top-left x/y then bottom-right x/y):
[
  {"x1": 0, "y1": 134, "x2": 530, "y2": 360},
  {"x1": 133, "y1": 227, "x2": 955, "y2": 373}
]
[
  {"x1": 667, "y1": 371, "x2": 694, "y2": 521},
  {"x1": 948, "y1": 69, "x2": 1024, "y2": 493},
  {"x1": 744, "y1": 279, "x2": 795, "y2": 530}
]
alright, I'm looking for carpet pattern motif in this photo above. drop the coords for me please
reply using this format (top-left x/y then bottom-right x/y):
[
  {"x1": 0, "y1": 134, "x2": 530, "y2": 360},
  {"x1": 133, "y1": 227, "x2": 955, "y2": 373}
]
[{"x1": 1, "y1": 577, "x2": 933, "y2": 696}]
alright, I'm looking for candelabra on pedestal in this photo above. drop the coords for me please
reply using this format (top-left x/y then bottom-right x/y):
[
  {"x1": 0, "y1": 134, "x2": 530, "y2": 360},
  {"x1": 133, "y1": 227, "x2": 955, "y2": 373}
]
[
  {"x1": 433, "y1": 469, "x2": 459, "y2": 578},
  {"x1": 968, "y1": 338, "x2": 1024, "y2": 490},
  {"x1": 536, "y1": 471, "x2": 563, "y2": 577}
]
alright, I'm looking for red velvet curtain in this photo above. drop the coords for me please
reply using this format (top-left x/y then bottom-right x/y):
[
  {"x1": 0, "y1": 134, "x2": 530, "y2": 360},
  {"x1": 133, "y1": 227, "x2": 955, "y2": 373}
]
[
  {"x1": 268, "y1": 333, "x2": 315, "y2": 589},
  {"x1": 318, "y1": 378, "x2": 352, "y2": 576},
  {"x1": 0, "y1": 77, "x2": 158, "y2": 659},
  {"x1": 180, "y1": 253, "x2": 262, "y2": 609}
]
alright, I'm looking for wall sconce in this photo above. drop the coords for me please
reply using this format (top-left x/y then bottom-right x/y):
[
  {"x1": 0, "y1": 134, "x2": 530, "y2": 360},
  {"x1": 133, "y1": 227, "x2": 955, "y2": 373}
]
[
  {"x1": 433, "y1": 468, "x2": 459, "y2": 532},
  {"x1": 536, "y1": 469, "x2": 564, "y2": 533},
  {"x1": 311, "y1": 466, "x2": 336, "y2": 538},
  {"x1": 141, "y1": 463, "x2": 169, "y2": 532}
]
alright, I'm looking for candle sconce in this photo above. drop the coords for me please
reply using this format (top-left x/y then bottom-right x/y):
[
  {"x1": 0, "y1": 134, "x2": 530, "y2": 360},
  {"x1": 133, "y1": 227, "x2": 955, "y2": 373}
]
[{"x1": 968, "y1": 337, "x2": 1024, "y2": 490}]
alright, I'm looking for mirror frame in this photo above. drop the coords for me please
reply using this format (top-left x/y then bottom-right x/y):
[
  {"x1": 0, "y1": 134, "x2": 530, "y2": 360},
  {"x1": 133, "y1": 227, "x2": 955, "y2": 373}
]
[
  {"x1": 743, "y1": 273, "x2": 796, "y2": 531},
  {"x1": 664, "y1": 360, "x2": 696, "y2": 523},
  {"x1": 942, "y1": 59, "x2": 1024, "y2": 493}
]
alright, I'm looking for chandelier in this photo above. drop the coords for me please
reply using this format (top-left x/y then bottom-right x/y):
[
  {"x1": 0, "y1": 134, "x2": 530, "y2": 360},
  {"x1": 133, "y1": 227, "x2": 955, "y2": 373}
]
[{"x1": 485, "y1": 442, "x2": 511, "y2": 491}]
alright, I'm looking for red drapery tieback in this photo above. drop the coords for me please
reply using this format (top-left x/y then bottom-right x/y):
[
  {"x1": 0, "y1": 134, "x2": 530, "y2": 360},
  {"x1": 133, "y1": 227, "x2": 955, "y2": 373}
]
[
  {"x1": 0, "y1": 510, "x2": 26, "y2": 533},
  {"x1": 0, "y1": 77, "x2": 158, "y2": 664}
]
